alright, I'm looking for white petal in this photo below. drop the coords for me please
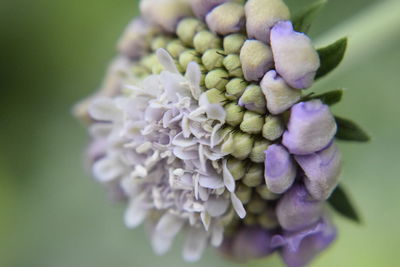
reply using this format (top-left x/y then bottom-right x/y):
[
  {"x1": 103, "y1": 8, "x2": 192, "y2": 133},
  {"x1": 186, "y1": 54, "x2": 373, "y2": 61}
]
[
  {"x1": 124, "y1": 196, "x2": 148, "y2": 228},
  {"x1": 205, "y1": 197, "x2": 229, "y2": 217},
  {"x1": 89, "y1": 97, "x2": 119, "y2": 121},
  {"x1": 155, "y1": 212, "x2": 185, "y2": 237},
  {"x1": 156, "y1": 48, "x2": 179, "y2": 74},
  {"x1": 185, "y1": 62, "x2": 202, "y2": 100},
  {"x1": 222, "y1": 159, "x2": 236, "y2": 192},
  {"x1": 151, "y1": 233, "x2": 174, "y2": 255},
  {"x1": 200, "y1": 211, "x2": 211, "y2": 231},
  {"x1": 198, "y1": 174, "x2": 224, "y2": 189},
  {"x1": 183, "y1": 228, "x2": 208, "y2": 262},
  {"x1": 89, "y1": 123, "x2": 113, "y2": 138},
  {"x1": 172, "y1": 132, "x2": 197, "y2": 147},
  {"x1": 231, "y1": 193, "x2": 246, "y2": 219},
  {"x1": 211, "y1": 224, "x2": 224, "y2": 247},
  {"x1": 205, "y1": 104, "x2": 226, "y2": 123},
  {"x1": 92, "y1": 156, "x2": 124, "y2": 183}
]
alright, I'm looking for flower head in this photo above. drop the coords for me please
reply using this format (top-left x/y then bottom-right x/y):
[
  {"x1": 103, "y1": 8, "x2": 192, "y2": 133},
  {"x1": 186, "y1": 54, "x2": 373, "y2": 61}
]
[{"x1": 75, "y1": 0, "x2": 366, "y2": 266}]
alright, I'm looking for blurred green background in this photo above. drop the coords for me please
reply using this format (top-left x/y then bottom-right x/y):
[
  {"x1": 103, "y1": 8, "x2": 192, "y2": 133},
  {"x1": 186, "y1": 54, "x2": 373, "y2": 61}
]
[{"x1": 1, "y1": 0, "x2": 399, "y2": 266}]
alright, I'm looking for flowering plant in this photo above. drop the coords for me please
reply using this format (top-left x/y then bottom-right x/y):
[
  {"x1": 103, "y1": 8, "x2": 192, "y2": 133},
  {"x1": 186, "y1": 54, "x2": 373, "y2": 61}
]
[{"x1": 74, "y1": 0, "x2": 369, "y2": 266}]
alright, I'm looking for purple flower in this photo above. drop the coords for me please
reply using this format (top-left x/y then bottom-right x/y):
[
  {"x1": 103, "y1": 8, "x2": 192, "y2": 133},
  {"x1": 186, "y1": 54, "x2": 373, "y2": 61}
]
[
  {"x1": 272, "y1": 216, "x2": 337, "y2": 267},
  {"x1": 190, "y1": 0, "x2": 230, "y2": 19},
  {"x1": 282, "y1": 100, "x2": 337, "y2": 155},
  {"x1": 296, "y1": 142, "x2": 342, "y2": 200},
  {"x1": 270, "y1": 21, "x2": 320, "y2": 89},
  {"x1": 276, "y1": 184, "x2": 324, "y2": 231},
  {"x1": 220, "y1": 226, "x2": 274, "y2": 262},
  {"x1": 264, "y1": 144, "x2": 297, "y2": 194}
]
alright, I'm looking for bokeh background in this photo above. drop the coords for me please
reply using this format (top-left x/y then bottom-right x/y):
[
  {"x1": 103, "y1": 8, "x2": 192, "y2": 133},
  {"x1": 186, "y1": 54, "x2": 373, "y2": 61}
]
[{"x1": 1, "y1": 0, "x2": 399, "y2": 266}]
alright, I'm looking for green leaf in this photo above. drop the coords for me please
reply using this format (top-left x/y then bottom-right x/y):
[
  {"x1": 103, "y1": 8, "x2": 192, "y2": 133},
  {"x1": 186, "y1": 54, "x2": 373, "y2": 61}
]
[
  {"x1": 303, "y1": 89, "x2": 343, "y2": 105},
  {"x1": 292, "y1": 0, "x2": 327, "y2": 33},
  {"x1": 335, "y1": 116, "x2": 370, "y2": 142},
  {"x1": 329, "y1": 185, "x2": 361, "y2": 223},
  {"x1": 316, "y1": 37, "x2": 348, "y2": 79}
]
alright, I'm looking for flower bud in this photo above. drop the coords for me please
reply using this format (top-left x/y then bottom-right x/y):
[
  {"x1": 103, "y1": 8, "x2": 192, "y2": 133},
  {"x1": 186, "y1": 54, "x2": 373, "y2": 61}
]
[
  {"x1": 250, "y1": 139, "x2": 271, "y2": 163},
  {"x1": 223, "y1": 54, "x2": 243, "y2": 78},
  {"x1": 236, "y1": 183, "x2": 252, "y2": 204},
  {"x1": 205, "y1": 88, "x2": 228, "y2": 104},
  {"x1": 238, "y1": 84, "x2": 267, "y2": 114},
  {"x1": 176, "y1": 18, "x2": 205, "y2": 46},
  {"x1": 262, "y1": 115, "x2": 284, "y2": 141},
  {"x1": 260, "y1": 70, "x2": 301, "y2": 115},
  {"x1": 225, "y1": 78, "x2": 247, "y2": 100},
  {"x1": 245, "y1": 0, "x2": 290, "y2": 43},
  {"x1": 240, "y1": 111, "x2": 264, "y2": 134},
  {"x1": 270, "y1": 21, "x2": 320, "y2": 89},
  {"x1": 190, "y1": 0, "x2": 230, "y2": 19},
  {"x1": 240, "y1": 40, "x2": 273, "y2": 81},
  {"x1": 193, "y1": 30, "x2": 221, "y2": 53},
  {"x1": 295, "y1": 142, "x2": 342, "y2": 200},
  {"x1": 282, "y1": 100, "x2": 337, "y2": 155},
  {"x1": 151, "y1": 36, "x2": 172, "y2": 51},
  {"x1": 242, "y1": 164, "x2": 264, "y2": 187},
  {"x1": 232, "y1": 132, "x2": 254, "y2": 159},
  {"x1": 256, "y1": 185, "x2": 280, "y2": 200},
  {"x1": 202, "y1": 49, "x2": 224, "y2": 70},
  {"x1": 243, "y1": 214, "x2": 257, "y2": 226},
  {"x1": 247, "y1": 195, "x2": 267, "y2": 214},
  {"x1": 205, "y1": 68, "x2": 229, "y2": 90},
  {"x1": 179, "y1": 49, "x2": 201, "y2": 70},
  {"x1": 140, "y1": 0, "x2": 193, "y2": 32},
  {"x1": 276, "y1": 184, "x2": 324, "y2": 231},
  {"x1": 264, "y1": 144, "x2": 296, "y2": 194},
  {"x1": 166, "y1": 40, "x2": 186, "y2": 58},
  {"x1": 258, "y1": 209, "x2": 279, "y2": 229},
  {"x1": 225, "y1": 103, "x2": 244, "y2": 126},
  {"x1": 206, "y1": 2, "x2": 245, "y2": 35},
  {"x1": 226, "y1": 157, "x2": 246, "y2": 180},
  {"x1": 223, "y1": 34, "x2": 246, "y2": 54}
]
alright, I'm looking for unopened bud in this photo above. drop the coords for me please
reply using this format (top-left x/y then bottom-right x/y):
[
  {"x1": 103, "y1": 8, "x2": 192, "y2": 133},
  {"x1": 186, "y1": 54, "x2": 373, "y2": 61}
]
[
  {"x1": 179, "y1": 49, "x2": 201, "y2": 70},
  {"x1": 205, "y1": 88, "x2": 227, "y2": 104},
  {"x1": 242, "y1": 164, "x2": 264, "y2": 187},
  {"x1": 236, "y1": 183, "x2": 252, "y2": 204},
  {"x1": 225, "y1": 103, "x2": 244, "y2": 127},
  {"x1": 258, "y1": 209, "x2": 279, "y2": 229},
  {"x1": 243, "y1": 214, "x2": 257, "y2": 225},
  {"x1": 223, "y1": 34, "x2": 246, "y2": 54},
  {"x1": 205, "y1": 69, "x2": 229, "y2": 91},
  {"x1": 262, "y1": 115, "x2": 284, "y2": 141},
  {"x1": 238, "y1": 84, "x2": 267, "y2": 114},
  {"x1": 166, "y1": 40, "x2": 186, "y2": 58},
  {"x1": 206, "y1": 2, "x2": 245, "y2": 35},
  {"x1": 225, "y1": 78, "x2": 248, "y2": 100},
  {"x1": 240, "y1": 40, "x2": 273, "y2": 81},
  {"x1": 176, "y1": 18, "x2": 205, "y2": 46},
  {"x1": 193, "y1": 30, "x2": 221, "y2": 54},
  {"x1": 247, "y1": 195, "x2": 266, "y2": 214},
  {"x1": 226, "y1": 158, "x2": 246, "y2": 180},
  {"x1": 202, "y1": 49, "x2": 224, "y2": 70},
  {"x1": 240, "y1": 111, "x2": 264, "y2": 134},
  {"x1": 256, "y1": 185, "x2": 280, "y2": 200},
  {"x1": 223, "y1": 54, "x2": 243, "y2": 78},
  {"x1": 250, "y1": 139, "x2": 271, "y2": 163},
  {"x1": 151, "y1": 36, "x2": 172, "y2": 51},
  {"x1": 232, "y1": 132, "x2": 254, "y2": 159}
]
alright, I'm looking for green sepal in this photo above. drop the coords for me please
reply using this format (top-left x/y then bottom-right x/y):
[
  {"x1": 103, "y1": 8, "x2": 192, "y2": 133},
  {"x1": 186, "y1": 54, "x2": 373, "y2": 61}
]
[
  {"x1": 292, "y1": 0, "x2": 327, "y2": 33},
  {"x1": 316, "y1": 37, "x2": 348, "y2": 79},
  {"x1": 335, "y1": 116, "x2": 370, "y2": 142},
  {"x1": 328, "y1": 185, "x2": 361, "y2": 223},
  {"x1": 303, "y1": 89, "x2": 343, "y2": 106}
]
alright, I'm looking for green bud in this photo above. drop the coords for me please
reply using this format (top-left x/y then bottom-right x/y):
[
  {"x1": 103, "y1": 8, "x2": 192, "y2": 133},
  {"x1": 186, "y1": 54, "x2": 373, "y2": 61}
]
[
  {"x1": 223, "y1": 54, "x2": 243, "y2": 77},
  {"x1": 131, "y1": 65, "x2": 151, "y2": 78},
  {"x1": 193, "y1": 30, "x2": 221, "y2": 54},
  {"x1": 179, "y1": 49, "x2": 201, "y2": 70},
  {"x1": 201, "y1": 49, "x2": 224, "y2": 71},
  {"x1": 221, "y1": 132, "x2": 235, "y2": 154},
  {"x1": 236, "y1": 183, "x2": 252, "y2": 204},
  {"x1": 221, "y1": 208, "x2": 237, "y2": 227},
  {"x1": 232, "y1": 131, "x2": 254, "y2": 159},
  {"x1": 152, "y1": 63, "x2": 164, "y2": 74},
  {"x1": 223, "y1": 34, "x2": 246, "y2": 54},
  {"x1": 243, "y1": 214, "x2": 257, "y2": 226},
  {"x1": 225, "y1": 78, "x2": 248, "y2": 100},
  {"x1": 205, "y1": 88, "x2": 227, "y2": 104},
  {"x1": 205, "y1": 68, "x2": 229, "y2": 91},
  {"x1": 258, "y1": 212, "x2": 279, "y2": 229},
  {"x1": 240, "y1": 84, "x2": 267, "y2": 114},
  {"x1": 151, "y1": 36, "x2": 171, "y2": 51},
  {"x1": 242, "y1": 163, "x2": 263, "y2": 187},
  {"x1": 166, "y1": 39, "x2": 186, "y2": 58},
  {"x1": 141, "y1": 54, "x2": 161, "y2": 72},
  {"x1": 240, "y1": 111, "x2": 264, "y2": 134},
  {"x1": 219, "y1": 126, "x2": 234, "y2": 139},
  {"x1": 246, "y1": 195, "x2": 266, "y2": 214},
  {"x1": 226, "y1": 157, "x2": 246, "y2": 180},
  {"x1": 262, "y1": 115, "x2": 285, "y2": 141},
  {"x1": 256, "y1": 185, "x2": 280, "y2": 200},
  {"x1": 225, "y1": 103, "x2": 244, "y2": 127},
  {"x1": 176, "y1": 18, "x2": 205, "y2": 46},
  {"x1": 250, "y1": 139, "x2": 271, "y2": 163}
]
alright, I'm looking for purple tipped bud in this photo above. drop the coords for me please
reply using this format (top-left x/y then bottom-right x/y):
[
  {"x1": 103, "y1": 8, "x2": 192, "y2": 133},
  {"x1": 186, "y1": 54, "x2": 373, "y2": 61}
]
[
  {"x1": 240, "y1": 40, "x2": 273, "y2": 82},
  {"x1": 220, "y1": 226, "x2": 274, "y2": 262},
  {"x1": 272, "y1": 216, "x2": 336, "y2": 267},
  {"x1": 264, "y1": 144, "x2": 297, "y2": 194},
  {"x1": 206, "y1": 3, "x2": 245, "y2": 35},
  {"x1": 190, "y1": 0, "x2": 230, "y2": 19},
  {"x1": 245, "y1": 0, "x2": 290, "y2": 44},
  {"x1": 295, "y1": 142, "x2": 342, "y2": 200},
  {"x1": 140, "y1": 0, "x2": 193, "y2": 32},
  {"x1": 270, "y1": 21, "x2": 320, "y2": 89},
  {"x1": 260, "y1": 70, "x2": 301, "y2": 115},
  {"x1": 282, "y1": 100, "x2": 337, "y2": 155},
  {"x1": 276, "y1": 184, "x2": 324, "y2": 231}
]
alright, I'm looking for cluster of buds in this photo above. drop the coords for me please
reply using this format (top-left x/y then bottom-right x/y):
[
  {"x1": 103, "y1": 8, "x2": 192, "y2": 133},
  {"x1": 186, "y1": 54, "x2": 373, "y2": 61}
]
[{"x1": 75, "y1": 0, "x2": 367, "y2": 266}]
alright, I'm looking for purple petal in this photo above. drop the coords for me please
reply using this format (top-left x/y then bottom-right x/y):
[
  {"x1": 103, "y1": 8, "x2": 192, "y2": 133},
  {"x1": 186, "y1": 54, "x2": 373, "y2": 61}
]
[
  {"x1": 295, "y1": 142, "x2": 342, "y2": 200},
  {"x1": 190, "y1": 0, "x2": 230, "y2": 19},
  {"x1": 264, "y1": 144, "x2": 297, "y2": 194},
  {"x1": 276, "y1": 184, "x2": 324, "y2": 231},
  {"x1": 270, "y1": 21, "x2": 320, "y2": 89},
  {"x1": 282, "y1": 100, "x2": 337, "y2": 155}
]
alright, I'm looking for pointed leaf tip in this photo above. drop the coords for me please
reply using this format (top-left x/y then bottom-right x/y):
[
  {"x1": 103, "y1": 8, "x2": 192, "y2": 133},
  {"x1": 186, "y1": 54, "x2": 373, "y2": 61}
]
[
  {"x1": 292, "y1": 0, "x2": 328, "y2": 33},
  {"x1": 316, "y1": 37, "x2": 348, "y2": 79},
  {"x1": 329, "y1": 185, "x2": 361, "y2": 223},
  {"x1": 335, "y1": 116, "x2": 370, "y2": 142}
]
